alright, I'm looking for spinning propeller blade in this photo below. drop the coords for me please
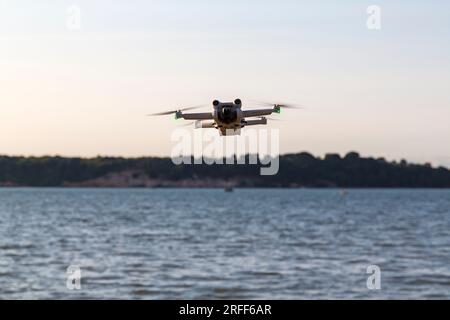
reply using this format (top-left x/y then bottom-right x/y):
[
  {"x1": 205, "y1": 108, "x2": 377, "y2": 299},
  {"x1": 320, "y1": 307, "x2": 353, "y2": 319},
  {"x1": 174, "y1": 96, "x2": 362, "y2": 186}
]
[
  {"x1": 147, "y1": 105, "x2": 207, "y2": 116},
  {"x1": 252, "y1": 100, "x2": 303, "y2": 109}
]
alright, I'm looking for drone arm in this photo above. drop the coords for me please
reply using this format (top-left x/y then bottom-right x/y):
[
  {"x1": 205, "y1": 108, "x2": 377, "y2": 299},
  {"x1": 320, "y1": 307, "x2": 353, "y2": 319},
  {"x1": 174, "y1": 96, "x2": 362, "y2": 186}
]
[
  {"x1": 180, "y1": 112, "x2": 214, "y2": 120},
  {"x1": 242, "y1": 108, "x2": 275, "y2": 118}
]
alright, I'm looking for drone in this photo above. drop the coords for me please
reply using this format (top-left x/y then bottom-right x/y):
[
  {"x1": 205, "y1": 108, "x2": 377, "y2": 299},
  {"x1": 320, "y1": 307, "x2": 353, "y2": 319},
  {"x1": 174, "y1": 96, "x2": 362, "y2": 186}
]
[{"x1": 149, "y1": 99, "x2": 300, "y2": 136}]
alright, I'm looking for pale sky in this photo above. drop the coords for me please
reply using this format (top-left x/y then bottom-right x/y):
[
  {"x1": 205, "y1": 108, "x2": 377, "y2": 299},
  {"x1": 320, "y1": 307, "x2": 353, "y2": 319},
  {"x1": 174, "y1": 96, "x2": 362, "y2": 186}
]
[{"x1": 1, "y1": 0, "x2": 449, "y2": 166}]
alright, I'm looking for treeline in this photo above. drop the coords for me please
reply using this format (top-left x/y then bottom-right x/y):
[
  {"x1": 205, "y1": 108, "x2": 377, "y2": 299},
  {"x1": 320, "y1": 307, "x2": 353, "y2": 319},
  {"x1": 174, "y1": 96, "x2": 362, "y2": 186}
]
[{"x1": 1, "y1": 152, "x2": 450, "y2": 188}]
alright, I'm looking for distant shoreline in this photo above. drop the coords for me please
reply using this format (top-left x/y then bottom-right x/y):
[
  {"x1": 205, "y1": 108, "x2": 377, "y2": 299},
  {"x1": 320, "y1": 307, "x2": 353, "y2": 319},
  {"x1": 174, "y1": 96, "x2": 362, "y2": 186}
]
[{"x1": 1, "y1": 152, "x2": 450, "y2": 188}]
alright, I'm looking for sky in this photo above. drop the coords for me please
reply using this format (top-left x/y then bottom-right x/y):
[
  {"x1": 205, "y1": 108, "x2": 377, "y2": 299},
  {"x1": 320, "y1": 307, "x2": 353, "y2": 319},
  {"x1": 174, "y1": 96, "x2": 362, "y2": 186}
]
[{"x1": 1, "y1": 0, "x2": 449, "y2": 166}]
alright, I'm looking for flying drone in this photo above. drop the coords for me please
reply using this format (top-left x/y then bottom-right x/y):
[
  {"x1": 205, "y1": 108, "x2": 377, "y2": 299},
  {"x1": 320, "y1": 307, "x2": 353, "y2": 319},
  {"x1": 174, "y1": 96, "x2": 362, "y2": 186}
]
[{"x1": 149, "y1": 99, "x2": 300, "y2": 136}]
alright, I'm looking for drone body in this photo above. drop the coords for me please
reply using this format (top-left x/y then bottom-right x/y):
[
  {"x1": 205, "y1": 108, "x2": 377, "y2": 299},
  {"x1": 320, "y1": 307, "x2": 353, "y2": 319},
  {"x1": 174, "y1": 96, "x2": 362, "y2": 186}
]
[{"x1": 151, "y1": 99, "x2": 298, "y2": 136}]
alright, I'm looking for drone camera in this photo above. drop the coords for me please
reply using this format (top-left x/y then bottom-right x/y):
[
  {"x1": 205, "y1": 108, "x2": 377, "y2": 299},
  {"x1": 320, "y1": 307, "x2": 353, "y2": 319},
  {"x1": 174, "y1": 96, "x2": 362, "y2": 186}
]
[
  {"x1": 213, "y1": 100, "x2": 220, "y2": 106},
  {"x1": 234, "y1": 99, "x2": 242, "y2": 105}
]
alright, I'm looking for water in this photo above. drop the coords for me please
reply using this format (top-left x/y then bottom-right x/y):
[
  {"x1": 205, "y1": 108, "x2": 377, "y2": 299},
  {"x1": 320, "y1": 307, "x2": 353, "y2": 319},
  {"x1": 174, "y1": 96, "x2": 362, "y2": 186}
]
[{"x1": 0, "y1": 188, "x2": 449, "y2": 299}]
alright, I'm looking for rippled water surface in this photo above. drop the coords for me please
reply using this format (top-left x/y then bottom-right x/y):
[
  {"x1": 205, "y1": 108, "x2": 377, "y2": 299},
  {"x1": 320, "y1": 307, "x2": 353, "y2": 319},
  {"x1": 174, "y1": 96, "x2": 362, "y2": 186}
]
[{"x1": 0, "y1": 188, "x2": 449, "y2": 299}]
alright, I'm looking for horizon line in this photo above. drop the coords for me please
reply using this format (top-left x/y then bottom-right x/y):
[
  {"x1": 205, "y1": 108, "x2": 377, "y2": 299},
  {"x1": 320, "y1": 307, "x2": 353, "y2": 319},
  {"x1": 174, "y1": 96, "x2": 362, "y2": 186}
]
[{"x1": 1, "y1": 152, "x2": 448, "y2": 170}]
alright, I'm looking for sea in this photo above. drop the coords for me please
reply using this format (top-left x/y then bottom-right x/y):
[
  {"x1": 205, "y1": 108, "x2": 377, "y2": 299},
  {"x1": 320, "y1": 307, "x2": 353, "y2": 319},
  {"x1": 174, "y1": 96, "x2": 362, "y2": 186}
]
[{"x1": 0, "y1": 188, "x2": 449, "y2": 299}]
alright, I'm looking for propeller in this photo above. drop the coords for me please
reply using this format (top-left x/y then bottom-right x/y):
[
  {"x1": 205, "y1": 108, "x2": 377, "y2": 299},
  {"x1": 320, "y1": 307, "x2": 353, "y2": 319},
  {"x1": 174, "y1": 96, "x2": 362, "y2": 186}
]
[
  {"x1": 252, "y1": 100, "x2": 304, "y2": 109},
  {"x1": 147, "y1": 105, "x2": 207, "y2": 116}
]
